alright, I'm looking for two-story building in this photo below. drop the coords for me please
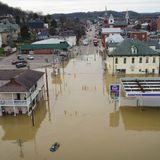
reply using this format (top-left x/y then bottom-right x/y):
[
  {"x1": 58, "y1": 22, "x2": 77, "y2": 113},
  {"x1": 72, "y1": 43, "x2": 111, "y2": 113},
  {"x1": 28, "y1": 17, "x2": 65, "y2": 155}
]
[
  {"x1": 106, "y1": 38, "x2": 159, "y2": 74},
  {"x1": 101, "y1": 27, "x2": 122, "y2": 48},
  {"x1": 0, "y1": 69, "x2": 45, "y2": 116}
]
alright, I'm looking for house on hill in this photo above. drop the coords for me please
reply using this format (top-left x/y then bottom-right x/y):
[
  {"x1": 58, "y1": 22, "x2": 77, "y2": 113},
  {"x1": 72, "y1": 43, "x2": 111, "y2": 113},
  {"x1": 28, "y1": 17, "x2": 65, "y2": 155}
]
[
  {"x1": 0, "y1": 69, "x2": 45, "y2": 116},
  {"x1": 106, "y1": 38, "x2": 159, "y2": 74}
]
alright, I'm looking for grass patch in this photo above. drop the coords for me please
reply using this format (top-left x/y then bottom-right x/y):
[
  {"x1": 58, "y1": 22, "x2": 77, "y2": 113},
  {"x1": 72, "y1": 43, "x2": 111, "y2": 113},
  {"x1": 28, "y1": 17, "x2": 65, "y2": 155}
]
[{"x1": 0, "y1": 48, "x2": 5, "y2": 56}]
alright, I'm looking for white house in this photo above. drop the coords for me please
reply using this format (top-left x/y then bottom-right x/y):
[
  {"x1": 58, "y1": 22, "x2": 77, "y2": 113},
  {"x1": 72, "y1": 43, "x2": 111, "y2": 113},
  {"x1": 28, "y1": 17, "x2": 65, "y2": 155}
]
[
  {"x1": 106, "y1": 34, "x2": 124, "y2": 44},
  {"x1": 101, "y1": 27, "x2": 122, "y2": 48},
  {"x1": 0, "y1": 69, "x2": 45, "y2": 116},
  {"x1": 106, "y1": 38, "x2": 160, "y2": 74}
]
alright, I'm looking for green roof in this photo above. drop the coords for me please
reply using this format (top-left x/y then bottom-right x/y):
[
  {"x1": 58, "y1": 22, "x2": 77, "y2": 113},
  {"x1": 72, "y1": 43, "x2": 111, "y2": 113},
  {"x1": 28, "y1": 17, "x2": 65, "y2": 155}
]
[
  {"x1": 114, "y1": 21, "x2": 128, "y2": 26},
  {"x1": 20, "y1": 42, "x2": 70, "y2": 50},
  {"x1": 109, "y1": 38, "x2": 159, "y2": 57}
]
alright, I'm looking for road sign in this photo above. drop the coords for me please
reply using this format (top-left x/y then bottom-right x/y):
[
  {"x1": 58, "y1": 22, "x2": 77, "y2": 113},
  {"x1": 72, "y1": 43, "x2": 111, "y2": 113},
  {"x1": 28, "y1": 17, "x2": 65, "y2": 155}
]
[{"x1": 110, "y1": 84, "x2": 120, "y2": 99}]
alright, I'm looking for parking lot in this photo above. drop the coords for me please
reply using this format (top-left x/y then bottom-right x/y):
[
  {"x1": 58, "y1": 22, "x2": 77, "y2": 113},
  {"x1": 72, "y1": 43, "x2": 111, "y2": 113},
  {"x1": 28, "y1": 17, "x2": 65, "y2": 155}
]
[{"x1": 0, "y1": 52, "x2": 54, "y2": 69}]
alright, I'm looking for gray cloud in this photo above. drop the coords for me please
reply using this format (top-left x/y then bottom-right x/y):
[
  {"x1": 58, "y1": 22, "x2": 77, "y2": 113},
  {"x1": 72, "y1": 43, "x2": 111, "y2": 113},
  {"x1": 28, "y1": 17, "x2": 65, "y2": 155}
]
[{"x1": 2, "y1": 0, "x2": 160, "y2": 14}]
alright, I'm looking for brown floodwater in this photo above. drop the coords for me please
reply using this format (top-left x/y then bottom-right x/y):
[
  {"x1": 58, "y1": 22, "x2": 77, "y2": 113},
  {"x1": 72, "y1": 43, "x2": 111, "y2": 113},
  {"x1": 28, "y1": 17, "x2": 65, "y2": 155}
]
[{"x1": 1, "y1": 46, "x2": 160, "y2": 160}]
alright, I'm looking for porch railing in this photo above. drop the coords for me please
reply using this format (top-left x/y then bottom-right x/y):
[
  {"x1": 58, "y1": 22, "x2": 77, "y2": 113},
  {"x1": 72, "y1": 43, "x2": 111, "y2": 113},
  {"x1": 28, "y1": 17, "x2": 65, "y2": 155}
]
[
  {"x1": 0, "y1": 100, "x2": 27, "y2": 106},
  {"x1": 0, "y1": 88, "x2": 41, "y2": 107}
]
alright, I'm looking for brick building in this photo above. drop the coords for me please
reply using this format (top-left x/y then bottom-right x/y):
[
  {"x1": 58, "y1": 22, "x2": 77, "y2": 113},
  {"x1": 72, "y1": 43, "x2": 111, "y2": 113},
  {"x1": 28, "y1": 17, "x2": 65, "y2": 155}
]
[{"x1": 128, "y1": 31, "x2": 148, "y2": 41}]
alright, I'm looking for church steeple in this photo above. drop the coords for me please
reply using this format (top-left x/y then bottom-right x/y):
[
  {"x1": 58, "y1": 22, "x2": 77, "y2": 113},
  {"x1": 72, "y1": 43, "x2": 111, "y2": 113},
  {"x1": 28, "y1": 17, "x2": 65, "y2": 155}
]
[
  {"x1": 109, "y1": 14, "x2": 114, "y2": 25},
  {"x1": 104, "y1": 5, "x2": 108, "y2": 17},
  {"x1": 125, "y1": 9, "x2": 129, "y2": 24},
  {"x1": 104, "y1": 5, "x2": 109, "y2": 27}
]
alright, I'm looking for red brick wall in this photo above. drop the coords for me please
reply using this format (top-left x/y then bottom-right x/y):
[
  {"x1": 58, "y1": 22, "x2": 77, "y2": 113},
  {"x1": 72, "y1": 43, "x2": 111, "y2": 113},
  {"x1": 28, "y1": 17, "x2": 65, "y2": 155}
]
[
  {"x1": 33, "y1": 49, "x2": 52, "y2": 54},
  {"x1": 157, "y1": 17, "x2": 160, "y2": 32},
  {"x1": 129, "y1": 32, "x2": 148, "y2": 41}
]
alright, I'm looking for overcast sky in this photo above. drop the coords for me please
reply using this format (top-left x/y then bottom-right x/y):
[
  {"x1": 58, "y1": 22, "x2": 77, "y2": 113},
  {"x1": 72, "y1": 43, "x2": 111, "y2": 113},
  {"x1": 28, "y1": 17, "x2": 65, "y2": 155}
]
[{"x1": 2, "y1": 0, "x2": 160, "y2": 14}]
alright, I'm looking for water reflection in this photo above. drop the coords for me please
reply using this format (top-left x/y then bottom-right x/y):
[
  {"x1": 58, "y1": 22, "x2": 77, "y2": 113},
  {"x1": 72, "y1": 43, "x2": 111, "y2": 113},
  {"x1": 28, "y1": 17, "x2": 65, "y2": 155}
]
[
  {"x1": 120, "y1": 107, "x2": 160, "y2": 131},
  {"x1": 109, "y1": 111, "x2": 119, "y2": 127},
  {"x1": 0, "y1": 100, "x2": 47, "y2": 141},
  {"x1": 110, "y1": 107, "x2": 160, "y2": 131}
]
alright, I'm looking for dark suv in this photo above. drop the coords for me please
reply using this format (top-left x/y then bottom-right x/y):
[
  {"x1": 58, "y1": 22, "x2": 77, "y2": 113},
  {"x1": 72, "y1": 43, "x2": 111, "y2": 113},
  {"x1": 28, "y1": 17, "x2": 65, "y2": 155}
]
[
  {"x1": 12, "y1": 60, "x2": 27, "y2": 65},
  {"x1": 16, "y1": 63, "x2": 27, "y2": 68}
]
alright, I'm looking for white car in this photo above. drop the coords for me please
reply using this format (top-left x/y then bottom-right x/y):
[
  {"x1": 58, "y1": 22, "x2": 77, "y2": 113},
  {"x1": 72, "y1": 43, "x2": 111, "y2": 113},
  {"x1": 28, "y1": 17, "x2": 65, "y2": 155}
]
[{"x1": 27, "y1": 55, "x2": 34, "y2": 60}]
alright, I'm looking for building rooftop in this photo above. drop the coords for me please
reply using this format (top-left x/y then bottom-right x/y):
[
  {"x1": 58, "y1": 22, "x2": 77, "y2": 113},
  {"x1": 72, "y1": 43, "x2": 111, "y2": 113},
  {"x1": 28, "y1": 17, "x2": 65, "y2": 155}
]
[
  {"x1": 106, "y1": 34, "x2": 124, "y2": 43},
  {"x1": 102, "y1": 28, "x2": 122, "y2": 34},
  {"x1": 21, "y1": 41, "x2": 70, "y2": 50},
  {"x1": 0, "y1": 69, "x2": 44, "y2": 92},
  {"x1": 109, "y1": 38, "x2": 159, "y2": 56}
]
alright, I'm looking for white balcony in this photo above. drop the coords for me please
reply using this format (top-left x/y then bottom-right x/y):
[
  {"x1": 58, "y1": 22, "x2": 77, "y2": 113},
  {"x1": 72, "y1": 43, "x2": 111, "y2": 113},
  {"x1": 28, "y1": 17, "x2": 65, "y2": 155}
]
[
  {"x1": 0, "y1": 88, "x2": 41, "y2": 107},
  {"x1": 0, "y1": 100, "x2": 27, "y2": 106}
]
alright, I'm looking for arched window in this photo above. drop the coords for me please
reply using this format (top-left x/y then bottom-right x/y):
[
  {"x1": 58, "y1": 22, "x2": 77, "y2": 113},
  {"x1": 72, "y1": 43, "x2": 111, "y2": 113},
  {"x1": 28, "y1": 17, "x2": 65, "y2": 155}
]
[{"x1": 131, "y1": 45, "x2": 138, "y2": 54}]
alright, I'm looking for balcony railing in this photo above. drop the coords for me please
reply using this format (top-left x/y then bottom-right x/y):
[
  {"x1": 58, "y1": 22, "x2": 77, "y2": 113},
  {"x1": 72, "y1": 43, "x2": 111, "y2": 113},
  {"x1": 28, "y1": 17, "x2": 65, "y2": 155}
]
[
  {"x1": 0, "y1": 88, "x2": 41, "y2": 107},
  {"x1": 0, "y1": 100, "x2": 27, "y2": 106}
]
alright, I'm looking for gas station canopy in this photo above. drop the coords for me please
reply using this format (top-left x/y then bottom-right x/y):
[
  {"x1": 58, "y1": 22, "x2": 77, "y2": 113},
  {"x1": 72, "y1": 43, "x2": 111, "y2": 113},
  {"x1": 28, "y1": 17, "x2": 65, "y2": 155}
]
[{"x1": 120, "y1": 77, "x2": 160, "y2": 97}]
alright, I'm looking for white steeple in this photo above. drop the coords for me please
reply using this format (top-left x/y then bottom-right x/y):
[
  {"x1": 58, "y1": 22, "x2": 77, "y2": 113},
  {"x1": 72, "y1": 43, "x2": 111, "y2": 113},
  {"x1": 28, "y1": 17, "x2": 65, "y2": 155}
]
[
  {"x1": 125, "y1": 9, "x2": 129, "y2": 24},
  {"x1": 109, "y1": 14, "x2": 114, "y2": 25},
  {"x1": 104, "y1": 5, "x2": 108, "y2": 17}
]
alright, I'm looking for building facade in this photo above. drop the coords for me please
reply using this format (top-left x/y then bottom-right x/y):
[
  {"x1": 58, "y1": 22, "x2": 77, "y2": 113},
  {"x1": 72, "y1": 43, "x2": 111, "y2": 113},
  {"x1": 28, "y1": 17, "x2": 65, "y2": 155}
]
[
  {"x1": 106, "y1": 38, "x2": 159, "y2": 74},
  {"x1": 128, "y1": 31, "x2": 148, "y2": 41},
  {"x1": 0, "y1": 69, "x2": 45, "y2": 116}
]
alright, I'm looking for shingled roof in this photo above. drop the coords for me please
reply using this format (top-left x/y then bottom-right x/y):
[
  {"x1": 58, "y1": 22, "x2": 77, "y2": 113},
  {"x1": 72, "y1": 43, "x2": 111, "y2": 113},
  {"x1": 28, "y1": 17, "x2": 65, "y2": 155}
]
[
  {"x1": 0, "y1": 69, "x2": 44, "y2": 92},
  {"x1": 109, "y1": 38, "x2": 159, "y2": 57}
]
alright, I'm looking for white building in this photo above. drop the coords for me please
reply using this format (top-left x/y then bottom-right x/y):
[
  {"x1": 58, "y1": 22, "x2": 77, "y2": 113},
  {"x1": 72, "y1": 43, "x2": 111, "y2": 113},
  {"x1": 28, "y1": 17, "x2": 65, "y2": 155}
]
[
  {"x1": 106, "y1": 38, "x2": 160, "y2": 74},
  {"x1": 0, "y1": 69, "x2": 45, "y2": 116},
  {"x1": 106, "y1": 34, "x2": 124, "y2": 44},
  {"x1": 102, "y1": 28, "x2": 122, "y2": 36},
  {"x1": 109, "y1": 14, "x2": 114, "y2": 25},
  {"x1": 33, "y1": 36, "x2": 76, "y2": 47}
]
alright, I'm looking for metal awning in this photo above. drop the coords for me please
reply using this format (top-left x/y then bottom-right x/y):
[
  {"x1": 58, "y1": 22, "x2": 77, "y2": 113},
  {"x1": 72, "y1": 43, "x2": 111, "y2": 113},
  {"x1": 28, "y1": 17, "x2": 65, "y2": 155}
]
[{"x1": 120, "y1": 77, "x2": 160, "y2": 97}]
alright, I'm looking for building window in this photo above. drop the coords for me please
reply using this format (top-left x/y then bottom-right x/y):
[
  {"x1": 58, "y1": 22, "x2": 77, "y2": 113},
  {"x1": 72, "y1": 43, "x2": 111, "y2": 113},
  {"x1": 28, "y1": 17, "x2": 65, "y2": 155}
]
[
  {"x1": 139, "y1": 57, "x2": 142, "y2": 63},
  {"x1": 139, "y1": 69, "x2": 141, "y2": 72},
  {"x1": 152, "y1": 69, "x2": 155, "y2": 73},
  {"x1": 115, "y1": 58, "x2": 118, "y2": 64},
  {"x1": 153, "y1": 57, "x2": 156, "y2": 63},
  {"x1": 123, "y1": 58, "x2": 126, "y2": 64},
  {"x1": 146, "y1": 57, "x2": 149, "y2": 63},
  {"x1": 132, "y1": 57, "x2": 135, "y2": 63},
  {"x1": 145, "y1": 69, "x2": 148, "y2": 74}
]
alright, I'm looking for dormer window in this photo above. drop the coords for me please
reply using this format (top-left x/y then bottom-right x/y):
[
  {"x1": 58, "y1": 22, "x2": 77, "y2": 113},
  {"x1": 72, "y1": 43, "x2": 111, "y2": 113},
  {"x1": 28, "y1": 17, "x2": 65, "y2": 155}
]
[{"x1": 131, "y1": 45, "x2": 138, "y2": 54}]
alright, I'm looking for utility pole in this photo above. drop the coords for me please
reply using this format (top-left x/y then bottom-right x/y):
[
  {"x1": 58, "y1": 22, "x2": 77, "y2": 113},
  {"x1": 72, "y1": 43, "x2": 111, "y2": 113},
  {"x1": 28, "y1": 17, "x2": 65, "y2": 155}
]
[{"x1": 45, "y1": 68, "x2": 49, "y2": 100}]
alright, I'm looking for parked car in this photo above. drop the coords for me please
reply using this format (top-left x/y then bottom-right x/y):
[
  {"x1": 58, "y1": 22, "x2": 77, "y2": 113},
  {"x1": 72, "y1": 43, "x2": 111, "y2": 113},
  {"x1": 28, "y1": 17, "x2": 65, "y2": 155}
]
[
  {"x1": 16, "y1": 63, "x2": 27, "y2": 68},
  {"x1": 27, "y1": 55, "x2": 34, "y2": 60},
  {"x1": 17, "y1": 55, "x2": 24, "y2": 60},
  {"x1": 12, "y1": 60, "x2": 27, "y2": 65}
]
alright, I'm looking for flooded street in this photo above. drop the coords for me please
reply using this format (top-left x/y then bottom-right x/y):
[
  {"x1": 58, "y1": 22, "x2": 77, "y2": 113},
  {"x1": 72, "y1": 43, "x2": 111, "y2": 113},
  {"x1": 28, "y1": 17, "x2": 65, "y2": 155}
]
[{"x1": 1, "y1": 43, "x2": 160, "y2": 160}]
